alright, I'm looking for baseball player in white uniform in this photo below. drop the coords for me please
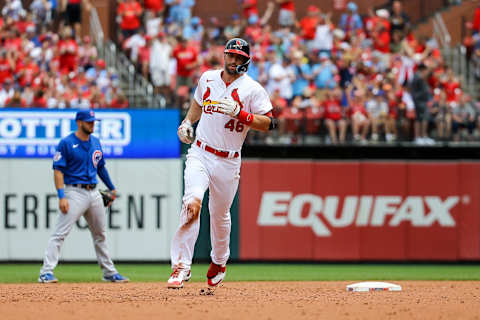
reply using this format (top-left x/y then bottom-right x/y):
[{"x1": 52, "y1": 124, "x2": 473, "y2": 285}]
[{"x1": 168, "y1": 38, "x2": 277, "y2": 288}]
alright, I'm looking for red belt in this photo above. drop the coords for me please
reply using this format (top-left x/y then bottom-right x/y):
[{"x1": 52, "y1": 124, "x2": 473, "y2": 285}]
[{"x1": 196, "y1": 140, "x2": 239, "y2": 158}]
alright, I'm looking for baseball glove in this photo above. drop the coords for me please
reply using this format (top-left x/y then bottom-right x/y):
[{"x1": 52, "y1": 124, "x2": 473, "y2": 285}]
[
  {"x1": 99, "y1": 189, "x2": 116, "y2": 207},
  {"x1": 177, "y1": 119, "x2": 195, "y2": 144}
]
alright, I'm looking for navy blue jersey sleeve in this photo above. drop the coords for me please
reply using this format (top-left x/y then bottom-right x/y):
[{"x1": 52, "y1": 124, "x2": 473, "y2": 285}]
[{"x1": 52, "y1": 139, "x2": 68, "y2": 171}]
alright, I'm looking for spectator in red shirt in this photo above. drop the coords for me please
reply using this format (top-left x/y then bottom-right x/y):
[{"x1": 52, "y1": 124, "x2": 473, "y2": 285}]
[
  {"x1": 57, "y1": 26, "x2": 78, "y2": 73},
  {"x1": 144, "y1": 0, "x2": 164, "y2": 16},
  {"x1": 373, "y1": 25, "x2": 391, "y2": 54},
  {"x1": 299, "y1": 5, "x2": 319, "y2": 43},
  {"x1": 138, "y1": 35, "x2": 153, "y2": 78},
  {"x1": 347, "y1": 88, "x2": 369, "y2": 143},
  {"x1": 442, "y1": 68, "x2": 461, "y2": 103},
  {"x1": 16, "y1": 55, "x2": 40, "y2": 87},
  {"x1": 276, "y1": 0, "x2": 295, "y2": 28},
  {"x1": 372, "y1": 10, "x2": 391, "y2": 54},
  {"x1": 172, "y1": 37, "x2": 199, "y2": 90},
  {"x1": 323, "y1": 89, "x2": 347, "y2": 144},
  {"x1": 4, "y1": 29, "x2": 22, "y2": 52},
  {"x1": 473, "y1": 4, "x2": 480, "y2": 32},
  {"x1": 245, "y1": 15, "x2": 263, "y2": 44},
  {"x1": 240, "y1": 0, "x2": 259, "y2": 20},
  {"x1": 110, "y1": 91, "x2": 129, "y2": 108},
  {"x1": 384, "y1": 85, "x2": 400, "y2": 142},
  {"x1": 0, "y1": 50, "x2": 15, "y2": 84},
  {"x1": 117, "y1": 0, "x2": 143, "y2": 42},
  {"x1": 90, "y1": 90, "x2": 107, "y2": 109},
  {"x1": 16, "y1": 13, "x2": 35, "y2": 34},
  {"x1": 31, "y1": 89, "x2": 47, "y2": 108},
  {"x1": 5, "y1": 90, "x2": 27, "y2": 108}
]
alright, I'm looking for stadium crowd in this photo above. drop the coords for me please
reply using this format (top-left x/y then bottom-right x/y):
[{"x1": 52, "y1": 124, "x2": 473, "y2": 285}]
[
  {"x1": 0, "y1": 0, "x2": 129, "y2": 110},
  {"x1": 1, "y1": 0, "x2": 479, "y2": 144},
  {"x1": 115, "y1": 0, "x2": 480, "y2": 144}
]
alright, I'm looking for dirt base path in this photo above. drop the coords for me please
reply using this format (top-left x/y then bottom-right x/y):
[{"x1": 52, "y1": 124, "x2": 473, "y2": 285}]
[{"x1": 1, "y1": 281, "x2": 479, "y2": 320}]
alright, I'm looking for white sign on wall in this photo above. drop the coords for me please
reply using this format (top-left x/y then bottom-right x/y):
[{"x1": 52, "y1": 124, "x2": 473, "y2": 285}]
[{"x1": 0, "y1": 159, "x2": 182, "y2": 261}]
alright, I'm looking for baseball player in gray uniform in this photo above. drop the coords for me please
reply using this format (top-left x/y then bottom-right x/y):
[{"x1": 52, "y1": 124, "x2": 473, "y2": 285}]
[{"x1": 38, "y1": 110, "x2": 128, "y2": 283}]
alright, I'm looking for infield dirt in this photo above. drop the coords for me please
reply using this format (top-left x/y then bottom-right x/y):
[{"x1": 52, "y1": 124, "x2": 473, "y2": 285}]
[{"x1": 1, "y1": 281, "x2": 479, "y2": 319}]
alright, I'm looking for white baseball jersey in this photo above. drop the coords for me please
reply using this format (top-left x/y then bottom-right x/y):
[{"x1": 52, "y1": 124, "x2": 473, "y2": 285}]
[{"x1": 194, "y1": 69, "x2": 272, "y2": 152}]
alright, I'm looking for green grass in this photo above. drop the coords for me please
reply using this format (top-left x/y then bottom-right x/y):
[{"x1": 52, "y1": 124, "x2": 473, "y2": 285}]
[{"x1": 1, "y1": 264, "x2": 480, "y2": 283}]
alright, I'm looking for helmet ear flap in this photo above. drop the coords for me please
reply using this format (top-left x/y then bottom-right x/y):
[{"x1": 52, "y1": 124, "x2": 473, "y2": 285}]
[{"x1": 236, "y1": 59, "x2": 250, "y2": 74}]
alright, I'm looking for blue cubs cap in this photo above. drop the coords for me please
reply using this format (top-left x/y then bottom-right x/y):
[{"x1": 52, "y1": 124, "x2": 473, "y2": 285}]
[{"x1": 75, "y1": 109, "x2": 99, "y2": 122}]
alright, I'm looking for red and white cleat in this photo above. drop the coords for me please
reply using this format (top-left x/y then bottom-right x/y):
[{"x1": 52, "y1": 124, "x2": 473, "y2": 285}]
[
  {"x1": 206, "y1": 262, "x2": 226, "y2": 287},
  {"x1": 167, "y1": 268, "x2": 191, "y2": 289}
]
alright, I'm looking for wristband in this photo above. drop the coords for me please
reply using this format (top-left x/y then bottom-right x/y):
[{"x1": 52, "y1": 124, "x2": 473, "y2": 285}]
[
  {"x1": 237, "y1": 110, "x2": 254, "y2": 125},
  {"x1": 57, "y1": 188, "x2": 65, "y2": 199}
]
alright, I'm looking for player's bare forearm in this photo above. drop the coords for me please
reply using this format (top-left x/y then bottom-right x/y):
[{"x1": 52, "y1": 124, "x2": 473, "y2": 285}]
[
  {"x1": 184, "y1": 99, "x2": 202, "y2": 124},
  {"x1": 53, "y1": 169, "x2": 65, "y2": 190},
  {"x1": 248, "y1": 114, "x2": 273, "y2": 132}
]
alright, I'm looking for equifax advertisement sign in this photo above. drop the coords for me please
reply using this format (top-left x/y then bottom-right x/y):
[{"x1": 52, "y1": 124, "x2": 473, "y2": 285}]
[
  {"x1": 240, "y1": 161, "x2": 480, "y2": 261},
  {"x1": 0, "y1": 109, "x2": 180, "y2": 158}
]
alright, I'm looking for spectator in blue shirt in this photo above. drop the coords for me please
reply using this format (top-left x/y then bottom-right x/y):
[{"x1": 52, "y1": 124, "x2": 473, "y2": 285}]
[
  {"x1": 313, "y1": 52, "x2": 338, "y2": 90},
  {"x1": 183, "y1": 16, "x2": 204, "y2": 41},
  {"x1": 339, "y1": 2, "x2": 363, "y2": 38},
  {"x1": 290, "y1": 50, "x2": 312, "y2": 97},
  {"x1": 166, "y1": 0, "x2": 195, "y2": 26}
]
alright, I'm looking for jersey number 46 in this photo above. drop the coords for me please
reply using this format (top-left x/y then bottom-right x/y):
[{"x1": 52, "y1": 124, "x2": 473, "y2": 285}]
[{"x1": 224, "y1": 119, "x2": 245, "y2": 132}]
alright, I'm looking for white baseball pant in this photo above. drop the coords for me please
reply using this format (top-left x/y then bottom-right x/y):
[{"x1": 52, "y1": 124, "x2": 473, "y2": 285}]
[
  {"x1": 170, "y1": 144, "x2": 241, "y2": 270},
  {"x1": 40, "y1": 186, "x2": 118, "y2": 277}
]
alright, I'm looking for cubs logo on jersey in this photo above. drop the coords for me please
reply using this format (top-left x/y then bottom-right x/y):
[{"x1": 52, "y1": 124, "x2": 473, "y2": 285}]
[
  {"x1": 53, "y1": 151, "x2": 62, "y2": 162},
  {"x1": 92, "y1": 150, "x2": 102, "y2": 168}
]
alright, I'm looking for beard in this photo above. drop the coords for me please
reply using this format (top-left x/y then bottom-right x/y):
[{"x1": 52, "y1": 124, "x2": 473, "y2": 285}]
[
  {"x1": 224, "y1": 61, "x2": 237, "y2": 75},
  {"x1": 81, "y1": 123, "x2": 94, "y2": 135}
]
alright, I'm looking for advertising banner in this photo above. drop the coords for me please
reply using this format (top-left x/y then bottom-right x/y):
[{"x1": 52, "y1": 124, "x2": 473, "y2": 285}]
[
  {"x1": 0, "y1": 109, "x2": 180, "y2": 158},
  {"x1": 0, "y1": 159, "x2": 182, "y2": 261},
  {"x1": 240, "y1": 161, "x2": 480, "y2": 261}
]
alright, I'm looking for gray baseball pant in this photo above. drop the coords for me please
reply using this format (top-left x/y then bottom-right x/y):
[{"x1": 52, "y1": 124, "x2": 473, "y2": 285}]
[{"x1": 40, "y1": 186, "x2": 117, "y2": 277}]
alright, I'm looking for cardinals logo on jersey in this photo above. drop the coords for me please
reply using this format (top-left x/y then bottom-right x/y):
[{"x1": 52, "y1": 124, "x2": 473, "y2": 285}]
[
  {"x1": 203, "y1": 87, "x2": 211, "y2": 101},
  {"x1": 231, "y1": 88, "x2": 244, "y2": 110},
  {"x1": 202, "y1": 86, "x2": 223, "y2": 114}
]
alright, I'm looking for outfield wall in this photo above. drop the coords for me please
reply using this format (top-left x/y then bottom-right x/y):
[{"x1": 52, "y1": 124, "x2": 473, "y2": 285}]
[
  {"x1": 239, "y1": 160, "x2": 480, "y2": 261},
  {"x1": 0, "y1": 108, "x2": 182, "y2": 261},
  {"x1": 0, "y1": 159, "x2": 182, "y2": 261},
  {"x1": 2, "y1": 109, "x2": 480, "y2": 262}
]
